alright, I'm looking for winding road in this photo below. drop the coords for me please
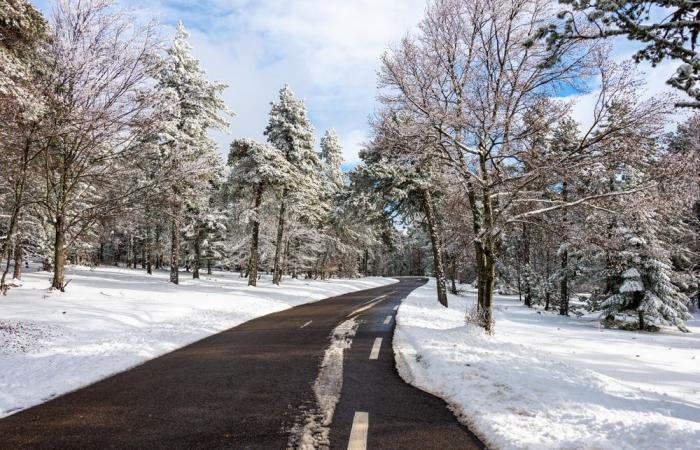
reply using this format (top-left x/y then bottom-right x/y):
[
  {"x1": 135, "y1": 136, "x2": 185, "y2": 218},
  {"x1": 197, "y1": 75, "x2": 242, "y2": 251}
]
[{"x1": 0, "y1": 277, "x2": 484, "y2": 449}]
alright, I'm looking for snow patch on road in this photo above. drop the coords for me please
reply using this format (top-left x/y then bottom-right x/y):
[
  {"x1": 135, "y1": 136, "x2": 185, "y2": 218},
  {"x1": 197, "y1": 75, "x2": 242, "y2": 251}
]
[
  {"x1": 0, "y1": 265, "x2": 396, "y2": 417},
  {"x1": 394, "y1": 279, "x2": 700, "y2": 450},
  {"x1": 289, "y1": 317, "x2": 358, "y2": 450}
]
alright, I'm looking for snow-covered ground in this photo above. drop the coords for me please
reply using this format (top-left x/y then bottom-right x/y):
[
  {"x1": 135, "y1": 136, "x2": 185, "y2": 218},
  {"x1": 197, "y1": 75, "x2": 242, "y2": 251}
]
[
  {"x1": 0, "y1": 265, "x2": 395, "y2": 417},
  {"x1": 394, "y1": 280, "x2": 700, "y2": 450}
]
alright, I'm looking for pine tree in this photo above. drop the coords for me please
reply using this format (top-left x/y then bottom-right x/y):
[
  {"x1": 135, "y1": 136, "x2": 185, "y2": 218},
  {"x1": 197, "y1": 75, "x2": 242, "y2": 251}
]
[
  {"x1": 600, "y1": 227, "x2": 693, "y2": 332},
  {"x1": 228, "y1": 138, "x2": 292, "y2": 286},
  {"x1": 159, "y1": 22, "x2": 228, "y2": 285},
  {"x1": 264, "y1": 84, "x2": 319, "y2": 285},
  {"x1": 319, "y1": 129, "x2": 344, "y2": 190}
]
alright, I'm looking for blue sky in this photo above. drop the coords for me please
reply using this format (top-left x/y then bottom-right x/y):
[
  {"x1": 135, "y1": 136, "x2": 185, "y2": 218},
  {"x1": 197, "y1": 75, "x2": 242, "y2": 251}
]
[
  {"x1": 33, "y1": 0, "x2": 685, "y2": 167},
  {"x1": 44, "y1": 0, "x2": 428, "y2": 167}
]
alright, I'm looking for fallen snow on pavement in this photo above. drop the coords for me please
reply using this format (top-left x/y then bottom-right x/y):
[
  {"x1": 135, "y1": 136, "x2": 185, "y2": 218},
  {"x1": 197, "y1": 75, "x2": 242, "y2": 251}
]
[
  {"x1": 0, "y1": 265, "x2": 395, "y2": 417},
  {"x1": 289, "y1": 317, "x2": 358, "y2": 450},
  {"x1": 394, "y1": 279, "x2": 700, "y2": 450}
]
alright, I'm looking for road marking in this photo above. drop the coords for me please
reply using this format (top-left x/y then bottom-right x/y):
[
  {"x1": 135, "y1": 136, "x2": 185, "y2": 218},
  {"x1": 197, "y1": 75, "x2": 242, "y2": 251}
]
[
  {"x1": 369, "y1": 338, "x2": 383, "y2": 360},
  {"x1": 361, "y1": 294, "x2": 385, "y2": 306},
  {"x1": 347, "y1": 297, "x2": 386, "y2": 318},
  {"x1": 300, "y1": 320, "x2": 312, "y2": 329},
  {"x1": 393, "y1": 305, "x2": 398, "y2": 311},
  {"x1": 383, "y1": 315, "x2": 392, "y2": 325},
  {"x1": 347, "y1": 411, "x2": 369, "y2": 450}
]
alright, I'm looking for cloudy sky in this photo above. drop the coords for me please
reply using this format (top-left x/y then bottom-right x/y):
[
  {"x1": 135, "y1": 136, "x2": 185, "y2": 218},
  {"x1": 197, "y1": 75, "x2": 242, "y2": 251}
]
[{"x1": 34, "y1": 0, "x2": 687, "y2": 167}]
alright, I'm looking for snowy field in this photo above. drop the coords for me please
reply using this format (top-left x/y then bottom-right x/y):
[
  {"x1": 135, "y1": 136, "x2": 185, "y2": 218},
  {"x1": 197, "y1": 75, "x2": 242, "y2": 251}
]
[
  {"x1": 0, "y1": 265, "x2": 396, "y2": 417},
  {"x1": 394, "y1": 280, "x2": 700, "y2": 450}
]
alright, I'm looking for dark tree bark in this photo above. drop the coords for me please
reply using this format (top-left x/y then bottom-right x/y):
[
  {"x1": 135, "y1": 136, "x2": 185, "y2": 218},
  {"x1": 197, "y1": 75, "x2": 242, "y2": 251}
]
[
  {"x1": 13, "y1": 241, "x2": 22, "y2": 280},
  {"x1": 192, "y1": 224, "x2": 202, "y2": 280},
  {"x1": 422, "y1": 189, "x2": 448, "y2": 307},
  {"x1": 169, "y1": 213, "x2": 181, "y2": 285},
  {"x1": 272, "y1": 189, "x2": 287, "y2": 285},
  {"x1": 559, "y1": 181, "x2": 570, "y2": 316},
  {"x1": 51, "y1": 215, "x2": 66, "y2": 290},
  {"x1": 248, "y1": 183, "x2": 264, "y2": 286}
]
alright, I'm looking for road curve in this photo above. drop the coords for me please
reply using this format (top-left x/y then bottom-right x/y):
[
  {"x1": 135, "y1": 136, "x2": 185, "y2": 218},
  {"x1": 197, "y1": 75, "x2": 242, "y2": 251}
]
[{"x1": 0, "y1": 277, "x2": 484, "y2": 450}]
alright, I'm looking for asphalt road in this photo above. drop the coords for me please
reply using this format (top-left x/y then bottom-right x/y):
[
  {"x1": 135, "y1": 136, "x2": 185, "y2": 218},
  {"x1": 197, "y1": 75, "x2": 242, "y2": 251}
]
[{"x1": 0, "y1": 277, "x2": 485, "y2": 450}]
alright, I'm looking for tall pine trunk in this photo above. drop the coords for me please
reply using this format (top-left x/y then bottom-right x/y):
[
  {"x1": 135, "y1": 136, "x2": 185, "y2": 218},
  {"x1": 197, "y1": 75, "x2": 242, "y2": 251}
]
[
  {"x1": 422, "y1": 189, "x2": 448, "y2": 307},
  {"x1": 192, "y1": 224, "x2": 202, "y2": 280},
  {"x1": 146, "y1": 224, "x2": 153, "y2": 275},
  {"x1": 248, "y1": 183, "x2": 264, "y2": 286},
  {"x1": 169, "y1": 207, "x2": 181, "y2": 285},
  {"x1": 559, "y1": 181, "x2": 570, "y2": 316},
  {"x1": 272, "y1": 189, "x2": 287, "y2": 285}
]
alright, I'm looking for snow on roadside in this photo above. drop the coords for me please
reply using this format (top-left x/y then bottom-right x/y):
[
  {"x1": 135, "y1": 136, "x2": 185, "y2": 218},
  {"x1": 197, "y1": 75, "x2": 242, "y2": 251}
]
[
  {"x1": 0, "y1": 265, "x2": 396, "y2": 417},
  {"x1": 393, "y1": 279, "x2": 700, "y2": 450}
]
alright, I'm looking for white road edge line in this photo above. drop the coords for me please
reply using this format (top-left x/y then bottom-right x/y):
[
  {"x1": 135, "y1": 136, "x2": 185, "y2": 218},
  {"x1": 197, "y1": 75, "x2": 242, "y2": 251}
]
[
  {"x1": 383, "y1": 315, "x2": 392, "y2": 325},
  {"x1": 300, "y1": 320, "x2": 312, "y2": 329},
  {"x1": 369, "y1": 337, "x2": 383, "y2": 360},
  {"x1": 347, "y1": 411, "x2": 369, "y2": 450}
]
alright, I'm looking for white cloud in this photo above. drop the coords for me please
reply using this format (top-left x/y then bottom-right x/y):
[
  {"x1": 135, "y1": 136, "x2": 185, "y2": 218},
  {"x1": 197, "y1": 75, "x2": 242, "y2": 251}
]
[{"x1": 138, "y1": 0, "x2": 426, "y2": 166}]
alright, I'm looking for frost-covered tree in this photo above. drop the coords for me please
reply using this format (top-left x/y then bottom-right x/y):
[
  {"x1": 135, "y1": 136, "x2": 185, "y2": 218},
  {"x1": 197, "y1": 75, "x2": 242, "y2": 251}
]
[
  {"x1": 159, "y1": 22, "x2": 228, "y2": 285},
  {"x1": 319, "y1": 129, "x2": 345, "y2": 189},
  {"x1": 380, "y1": 0, "x2": 673, "y2": 331},
  {"x1": 542, "y1": 0, "x2": 700, "y2": 107},
  {"x1": 39, "y1": 0, "x2": 162, "y2": 290},
  {"x1": 0, "y1": 0, "x2": 47, "y2": 291},
  {"x1": 228, "y1": 138, "x2": 291, "y2": 286},
  {"x1": 264, "y1": 85, "x2": 320, "y2": 285}
]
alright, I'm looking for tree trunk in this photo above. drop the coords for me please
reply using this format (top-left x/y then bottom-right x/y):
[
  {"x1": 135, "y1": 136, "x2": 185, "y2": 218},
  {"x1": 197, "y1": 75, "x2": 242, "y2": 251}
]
[
  {"x1": 638, "y1": 310, "x2": 645, "y2": 331},
  {"x1": 481, "y1": 243, "x2": 496, "y2": 333},
  {"x1": 207, "y1": 259, "x2": 212, "y2": 275},
  {"x1": 13, "y1": 241, "x2": 22, "y2": 280},
  {"x1": 1, "y1": 184, "x2": 26, "y2": 289},
  {"x1": 192, "y1": 224, "x2": 201, "y2": 280},
  {"x1": 169, "y1": 212, "x2": 181, "y2": 285},
  {"x1": 52, "y1": 215, "x2": 66, "y2": 290},
  {"x1": 448, "y1": 254, "x2": 458, "y2": 295},
  {"x1": 272, "y1": 191, "x2": 287, "y2": 285},
  {"x1": 559, "y1": 181, "x2": 570, "y2": 316},
  {"x1": 522, "y1": 224, "x2": 532, "y2": 308},
  {"x1": 248, "y1": 183, "x2": 264, "y2": 286},
  {"x1": 146, "y1": 224, "x2": 153, "y2": 275},
  {"x1": 422, "y1": 189, "x2": 448, "y2": 307}
]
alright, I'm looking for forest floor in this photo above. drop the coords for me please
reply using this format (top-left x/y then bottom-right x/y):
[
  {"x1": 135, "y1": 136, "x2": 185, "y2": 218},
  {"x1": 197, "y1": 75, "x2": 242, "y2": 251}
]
[
  {"x1": 0, "y1": 264, "x2": 395, "y2": 418},
  {"x1": 394, "y1": 279, "x2": 700, "y2": 450}
]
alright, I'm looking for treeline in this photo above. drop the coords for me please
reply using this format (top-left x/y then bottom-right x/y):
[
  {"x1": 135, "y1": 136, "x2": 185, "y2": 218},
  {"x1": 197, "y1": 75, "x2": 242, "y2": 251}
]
[
  {"x1": 0, "y1": 0, "x2": 392, "y2": 294},
  {"x1": 352, "y1": 0, "x2": 700, "y2": 332}
]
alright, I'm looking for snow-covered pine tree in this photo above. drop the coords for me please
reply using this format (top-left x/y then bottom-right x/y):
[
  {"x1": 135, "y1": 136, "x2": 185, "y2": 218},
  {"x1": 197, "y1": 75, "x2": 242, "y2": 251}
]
[
  {"x1": 228, "y1": 138, "x2": 292, "y2": 286},
  {"x1": 600, "y1": 226, "x2": 693, "y2": 332},
  {"x1": 264, "y1": 85, "x2": 320, "y2": 285},
  {"x1": 159, "y1": 22, "x2": 228, "y2": 285},
  {"x1": 319, "y1": 129, "x2": 345, "y2": 190}
]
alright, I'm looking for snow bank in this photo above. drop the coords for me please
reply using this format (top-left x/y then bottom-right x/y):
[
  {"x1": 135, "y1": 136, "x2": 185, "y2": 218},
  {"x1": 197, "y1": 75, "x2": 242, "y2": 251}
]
[
  {"x1": 394, "y1": 280, "x2": 700, "y2": 450},
  {"x1": 0, "y1": 265, "x2": 396, "y2": 417}
]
